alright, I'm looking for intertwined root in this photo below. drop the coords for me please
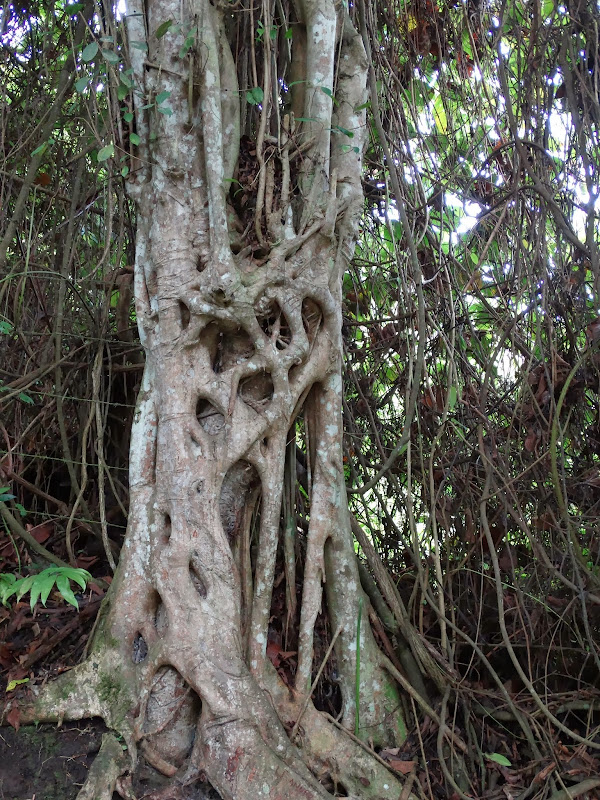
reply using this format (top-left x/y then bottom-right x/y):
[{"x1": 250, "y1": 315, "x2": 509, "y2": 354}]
[
  {"x1": 5, "y1": 1, "x2": 415, "y2": 796},
  {"x1": 15, "y1": 264, "x2": 409, "y2": 798}
]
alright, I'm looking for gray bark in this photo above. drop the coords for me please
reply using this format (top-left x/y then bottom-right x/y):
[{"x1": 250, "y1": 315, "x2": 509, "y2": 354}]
[{"x1": 22, "y1": 2, "x2": 412, "y2": 797}]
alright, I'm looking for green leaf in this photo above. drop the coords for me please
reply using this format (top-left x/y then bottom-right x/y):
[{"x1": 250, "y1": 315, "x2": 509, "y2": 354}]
[
  {"x1": 15, "y1": 503, "x2": 26, "y2": 517},
  {"x1": 55, "y1": 575, "x2": 78, "y2": 608},
  {"x1": 0, "y1": 321, "x2": 12, "y2": 333},
  {"x1": 448, "y1": 385, "x2": 458, "y2": 410},
  {"x1": 332, "y1": 126, "x2": 354, "y2": 138},
  {"x1": 433, "y1": 94, "x2": 447, "y2": 135},
  {"x1": 0, "y1": 492, "x2": 16, "y2": 502},
  {"x1": 461, "y1": 29, "x2": 473, "y2": 58},
  {"x1": 121, "y1": 166, "x2": 129, "y2": 177},
  {"x1": 284, "y1": 28, "x2": 293, "y2": 39},
  {"x1": 123, "y1": 112, "x2": 133, "y2": 123},
  {"x1": 14, "y1": 576, "x2": 36, "y2": 604},
  {"x1": 120, "y1": 73, "x2": 133, "y2": 88},
  {"x1": 0, "y1": 574, "x2": 17, "y2": 606},
  {"x1": 157, "y1": 106, "x2": 173, "y2": 116},
  {"x1": 38, "y1": 574, "x2": 56, "y2": 607},
  {"x1": 81, "y1": 41, "x2": 99, "y2": 62},
  {"x1": 155, "y1": 90, "x2": 171, "y2": 104},
  {"x1": 130, "y1": 40, "x2": 148, "y2": 52},
  {"x1": 179, "y1": 33, "x2": 196, "y2": 58},
  {"x1": 31, "y1": 142, "x2": 48, "y2": 156},
  {"x1": 155, "y1": 19, "x2": 174, "y2": 38},
  {"x1": 6, "y1": 678, "x2": 29, "y2": 692},
  {"x1": 541, "y1": 0, "x2": 555, "y2": 19},
  {"x1": 320, "y1": 86, "x2": 333, "y2": 98},
  {"x1": 98, "y1": 143, "x2": 115, "y2": 162},
  {"x1": 246, "y1": 86, "x2": 264, "y2": 105},
  {"x1": 18, "y1": 392, "x2": 34, "y2": 405},
  {"x1": 64, "y1": 568, "x2": 91, "y2": 590},
  {"x1": 102, "y1": 49, "x2": 120, "y2": 64},
  {"x1": 75, "y1": 76, "x2": 90, "y2": 93},
  {"x1": 29, "y1": 576, "x2": 46, "y2": 610},
  {"x1": 129, "y1": 132, "x2": 140, "y2": 145},
  {"x1": 1, "y1": 568, "x2": 92, "y2": 611},
  {"x1": 117, "y1": 84, "x2": 129, "y2": 101},
  {"x1": 485, "y1": 753, "x2": 512, "y2": 767}
]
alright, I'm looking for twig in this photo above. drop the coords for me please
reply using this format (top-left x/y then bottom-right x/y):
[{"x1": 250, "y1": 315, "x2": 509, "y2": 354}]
[
  {"x1": 0, "y1": 503, "x2": 70, "y2": 569},
  {"x1": 291, "y1": 624, "x2": 342, "y2": 742},
  {"x1": 322, "y1": 711, "x2": 419, "y2": 792},
  {"x1": 547, "y1": 777, "x2": 600, "y2": 800}
]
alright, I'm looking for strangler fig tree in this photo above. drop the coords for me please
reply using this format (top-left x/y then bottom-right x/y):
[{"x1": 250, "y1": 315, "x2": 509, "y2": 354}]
[{"x1": 21, "y1": 1, "x2": 412, "y2": 797}]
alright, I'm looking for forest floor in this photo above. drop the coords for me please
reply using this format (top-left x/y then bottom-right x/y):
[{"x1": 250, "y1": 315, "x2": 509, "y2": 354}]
[
  {"x1": 3, "y1": 524, "x2": 600, "y2": 799},
  {"x1": 0, "y1": 523, "x2": 116, "y2": 799},
  {"x1": 0, "y1": 719, "x2": 219, "y2": 799},
  {"x1": 0, "y1": 560, "x2": 217, "y2": 800},
  {"x1": 0, "y1": 719, "x2": 108, "y2": 800}
]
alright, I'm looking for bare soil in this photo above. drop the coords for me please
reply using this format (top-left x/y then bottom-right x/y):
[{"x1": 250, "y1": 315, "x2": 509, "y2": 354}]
[
  {"x1": 0, "y1": 720, "x2": 220, "y2": 800},
  {"x1": 0, "y1": 720, "x2": 110, "y2": 800}
]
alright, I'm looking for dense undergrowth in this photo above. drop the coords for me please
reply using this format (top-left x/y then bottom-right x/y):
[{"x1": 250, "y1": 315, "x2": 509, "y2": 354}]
[{"x1": 2, "y1": 0, "x2": 600, "y2": 797}]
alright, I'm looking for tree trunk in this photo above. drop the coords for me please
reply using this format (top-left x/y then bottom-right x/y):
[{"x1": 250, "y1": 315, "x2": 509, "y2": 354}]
[{"x1": 23, "y1": 1, "x2": 409, "y2": 797}]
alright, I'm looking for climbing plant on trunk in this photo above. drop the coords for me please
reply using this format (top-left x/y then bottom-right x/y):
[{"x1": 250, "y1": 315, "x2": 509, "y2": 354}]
[{"x1": 22, "y1": 1, "x2": 409, "y2": 798}]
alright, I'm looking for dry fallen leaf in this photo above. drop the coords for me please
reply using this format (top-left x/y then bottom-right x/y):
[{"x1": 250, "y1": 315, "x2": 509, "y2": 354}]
[
  {"x1": 379, "y1": 749, "x2": 416, "y2": 775},
  {"x1": 6, "y1": 703, "x2": 21, "y2": 731}
]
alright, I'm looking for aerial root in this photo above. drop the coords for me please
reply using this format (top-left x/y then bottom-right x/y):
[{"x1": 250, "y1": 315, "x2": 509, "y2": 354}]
[
  {"x1": 75, "y1": 732, "x2": 129, "y2": 800},
  {"x1": 139, "y1": 739, "x2": 179, "y2": 777}
]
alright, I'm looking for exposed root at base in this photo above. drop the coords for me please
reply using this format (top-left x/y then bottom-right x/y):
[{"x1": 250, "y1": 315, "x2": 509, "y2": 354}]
[
  {"x1": 7, "y1": 615, "x2": 414, "y2": 800},
  {"x1": 75, "y1": 732, "x2": 128, "y2": 800}
]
